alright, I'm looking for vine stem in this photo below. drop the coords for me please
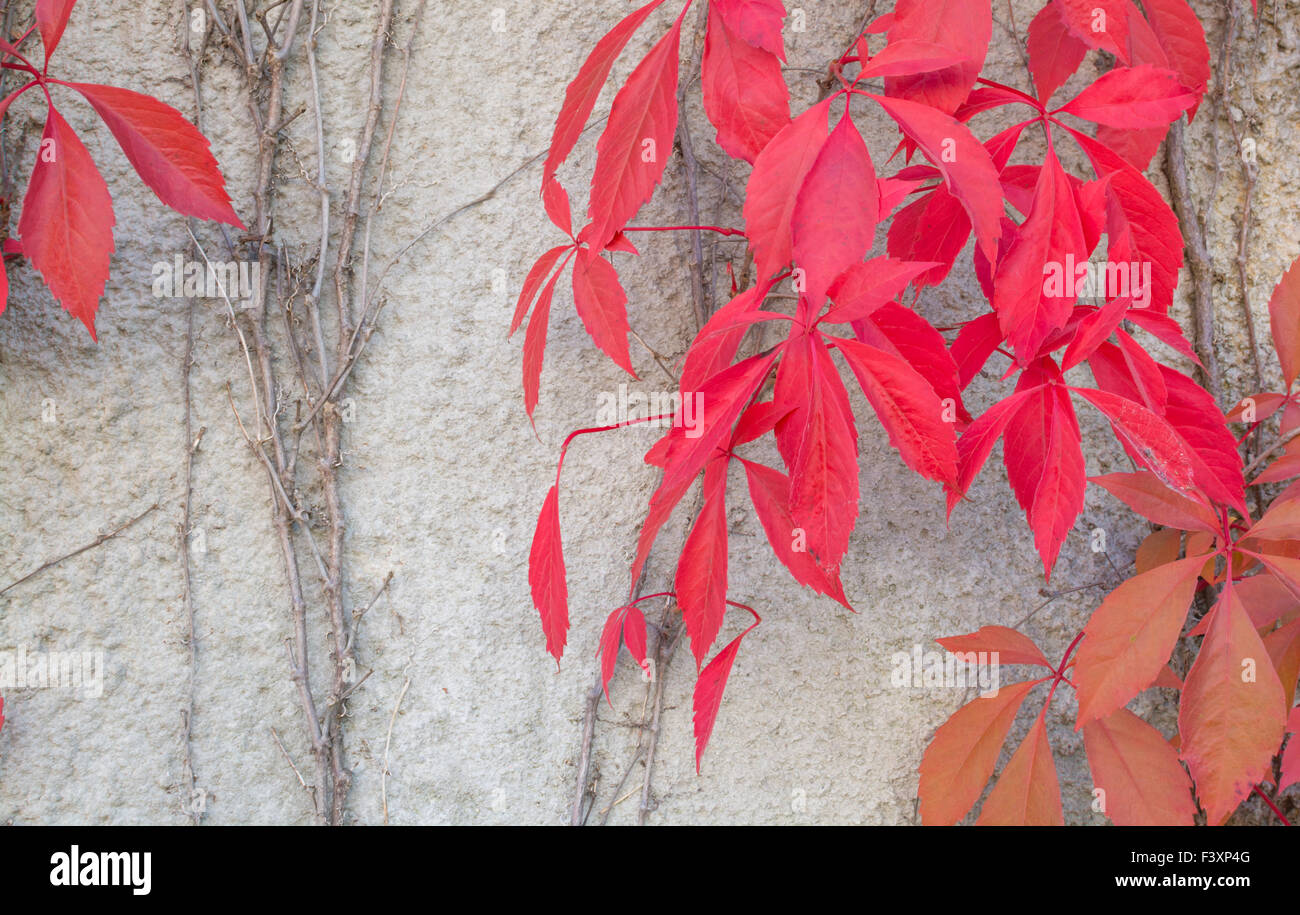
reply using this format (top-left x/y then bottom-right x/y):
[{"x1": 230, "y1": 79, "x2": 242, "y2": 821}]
[
  {"x1": 621, "y1": 225, "x2": 746, "y2": 237},
  {"x1": 1042, "y1": 630, "x2": 1086, "y2": 712},
  {"x1": 1252, "y1": 785, "x2": 1291, "y2": 826}
]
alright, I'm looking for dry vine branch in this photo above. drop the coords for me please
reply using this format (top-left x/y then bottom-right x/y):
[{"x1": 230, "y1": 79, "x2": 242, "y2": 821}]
[
  {"x1": 197, "y1": 0, "x2": 418, "y2": 825},
  {"x1": 1164, "y1": 118, "x2": 1224, "y2": 406},
  {"x1": 0, "y1": 502, "x2": 160, "y2": 597}
]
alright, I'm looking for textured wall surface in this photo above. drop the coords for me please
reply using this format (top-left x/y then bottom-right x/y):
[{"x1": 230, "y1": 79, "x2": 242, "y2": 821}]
[{"x1": 0, "y1": 0, "x2": 1296, "y2": 824}]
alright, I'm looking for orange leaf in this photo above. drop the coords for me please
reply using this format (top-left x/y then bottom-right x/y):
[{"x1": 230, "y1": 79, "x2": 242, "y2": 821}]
[
  {"x1": 917, "y1": 679, "x2": 1039, "y2": 825},
  {"x1": 1073, "y1": 557, "x2": 1204, "y2": 725},
  {"x1": 1135, "y1": 528, "x2": 1182, "y2": 574},
  {"x1": 976, "y1": 713, "x2": 1063, "y2": 825},
  {"x1": 1179, "y1": 586, "x2": 1288, "y2": 823},
  {"x1": 1090, "y1": 471, "x2": 1218, "y2": 533},
  {"x1": 1083, "y1": 707, "x2": 1195, "y2": 825},
  {"x1": 1266, "y1": 254, "x2": 1300, "y2": 388},
  {"x1": 1187, "y1": 571, "x2": 1300, "y2": 636},
  {"x1": 1249, "y1": 551, "x2": 1300, "y2": 605},
  {"x1": 1264, "y1": 617, "x2": 1300, "y2": 708},
  {"x1": 1148, "y1": 665, "x2": 1183, "y2": 690},
  {"x1": 935, "y1": 625, "x2": 1051, "y2": 668},
  {"x1": 1280, "y1": 709, "x2": 1300, "y2": 792},
  {"x1": 1244, "y1": 497, "x2": 1300, "y2": 542}
]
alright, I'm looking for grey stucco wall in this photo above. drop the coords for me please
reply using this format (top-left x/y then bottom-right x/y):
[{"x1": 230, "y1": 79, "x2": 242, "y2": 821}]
[{"x1": 0, "y1": 0, "x2": 1296, "y2": 824}]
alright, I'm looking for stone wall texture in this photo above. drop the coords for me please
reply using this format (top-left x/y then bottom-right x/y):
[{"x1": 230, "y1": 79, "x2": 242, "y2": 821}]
[{"x1": 0, "y1": 0, "x2": 1297, "y2": 824}]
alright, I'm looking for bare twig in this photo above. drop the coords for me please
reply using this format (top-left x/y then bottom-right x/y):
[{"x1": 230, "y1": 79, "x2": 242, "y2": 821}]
[
  {"x1": 638, "y1": 609, "x2": 683, "y2": 826},
  {"x1": 0, "y1": 503, "x2": 160, "y2": 597},
  {"x1": 1164, "y1": 118, "x2": 1224, "y2": 404},
  {"x1": 381, "y1": 675, "x2": 411, "y2": 825}
]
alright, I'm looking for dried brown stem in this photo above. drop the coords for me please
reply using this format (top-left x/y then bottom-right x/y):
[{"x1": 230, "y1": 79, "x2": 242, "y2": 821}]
[
  {"x1": 0, "y1": 502, "x2": 160, "y2": 597},
  {"x1": 1163, "y1": 118, "x2": 1223, "y2": 405}
]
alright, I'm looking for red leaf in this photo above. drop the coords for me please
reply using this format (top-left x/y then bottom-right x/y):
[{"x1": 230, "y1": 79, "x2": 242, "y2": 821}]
[
  {"x1": 883, "y1": 0, "x2": 992, "y2": 115},
  {"x1": 780, "y1": 335, "x2": 860, "y2": 574},
  {"x1": 869, "y1": 94, "x2": 1002, "y2": 264},
  {"x1": 571, "y1": 251, "x2": 635, "y2": 375},
  {"x1": 61, "y1": 82, "x2": 242, "y2": 227},
  {"x1": 1027, "y1": 1, "x2": 1088, "y2": 103},
  {"x1": 1114, "y1": 326, "x2": 1168, "y2": 413},
  {"x1": 993, "y1": 150, "x2": 1088, "y2": 360},
  {"x1": 1253, "y1": 452, "x2": 1300, "y2": 485},
  {"x1": 1089, "y1": 471, "x2": 1218, "y2": 533},
  {"x1": 1058, "y1": 66, "x2": 1197, "y2": 128},
  {"x1": 976, "y1": 712, "x2": 1063, "y2": 825},
  {"x1": 1083, "y1": 707, "x2": 1195, "y2": 825},
  {"x1": 1125, "y1": 308, "x2": 1201, "y2": 365},
  {"x1": 598, "y1": 607, "x2": 626, "y2": 703},
  {"x1": 712, "y1": 0, "x2": 787, "y2": 58},
  {"x1": 679, "y1": 282, "x2": 767, "y2": 394},
  {"x1": 701, "y1": 5, "x2": 790, "y2": 164},
  {"x1": 1159, "y1": 366, "x2": 1247, "y2": 512},
  {"x1": 1094, "y1": 124, "x2": 1169, "y2": 171},
  {"x1": 584, "y1": 15, "x2": 683, "y2": 251},
  {"x1": 885, "y1": 184, "x2": 971, "y2": 289},
  {"x1": 1073, "y1": 556, "x2": 1205, "y2": 725},
  {"x1": 791, "y1": 110, "x2": 878, "y2": 309},
  {"x1": 1066, "y1": 126, "x2": 1183, "y2": 314},
  {"x1": 821, "y1": 258, "x2": 936, "y2": 325},
  {"x1": 675, "y1": 464, "x2": 730, "y2": 669},
  {"x1": 1141, "y1": 0, "x2": 1211, "y2": 110},
  {"x1": 692, "y1": 607, "x2": 760, "y2": 771},
  {"x1": 18, "y1": 104, "x2": 115, "y2": 339},
  {"x1": 858, "y1": 40, "x2": 964, "y2": 79},
  {"x1": 629, "y1": 467, "x2": 696, "y2": 590},
  {"x1": 1267, "y1": 255, "x2": 1300, "y2": 388},
  {"x1": 1002, "y1": 370, "x2": 1086, "y2": 575},
  {"x1": 541, "y1": 177, "x2": 573, "y2": 237},
  {"x1": 1073, "y1": 387, "x2": 1196, "y2": 493},
  {"x1": 624, "y1": 606, "x2": 648, "y2": 669},
  {"x1": 950, "y1": 312, "x2": 1004, "y2": 388},
  {"x1": 936, "y1": 626, "x2": 1051, "y2": 668},
  {"x1": 850, "y1": 300, "x2": 969, "y2": 424},
  {"x1": 743, "y1": 98, "x2": 833, "y2": 282},
  {"x1": 35, "y1": 0, "x2": 77, "y2": 64},
  {"x1": 529, "y1": 485, "x2": 568, "y2": 664},
  {"x1": 660, "y1": 350, "x2": 779, "y2": 499},
  {"x1": 522, "y1": 254, "x2": 570, "y2": 418},
  {"x1": 947, "y1": 387, "x2": 1039, "y2": 514},
  {"x1": 1251, "y1": 553, "x2": 1300, "y2": 611},
  {"x1": 542, "y1": 0, "x2": 667, "y2": 186},
  {"x1": 597, "y1": 604, "x2": 650, "y2": 703},
  {"x1": 740, "y1": 458, "x2": 851, "y2": 609},
  {"x1": 1052, "y1": 0, "x2": 1132, "y2": 60},
  {"x1": 510, "y1": 245, "x2": 570, "y2": 337},
  {"x1": 918, "y1": 679, "x2": 1039, "y2": 825},
  {"x1": 833, "y1": 336, "x2": 959, "y2": 487},
  {"x1": 1179, "y1": 586, "x2": 1288, "y2": 823},
  {"x1": 1061, "y1": 296, "x2": 1132, "y2": 371}
]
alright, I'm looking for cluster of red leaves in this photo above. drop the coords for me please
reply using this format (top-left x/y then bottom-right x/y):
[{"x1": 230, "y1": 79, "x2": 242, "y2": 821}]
[
  {"x1": 924, "y1": 256, "x2": 1300, "y2": 824},
  {"x1": 519, "y1": 0, "x2": 1288, "y2": 810},
  {"x1": 0, "y1": 0, "x2": 242, "y2": 338}
]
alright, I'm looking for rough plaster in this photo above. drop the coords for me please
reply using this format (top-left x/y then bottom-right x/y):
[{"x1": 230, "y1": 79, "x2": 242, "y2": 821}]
[{"x1": 0, "y1": 0, "x2": 1296, "y2": 825}]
